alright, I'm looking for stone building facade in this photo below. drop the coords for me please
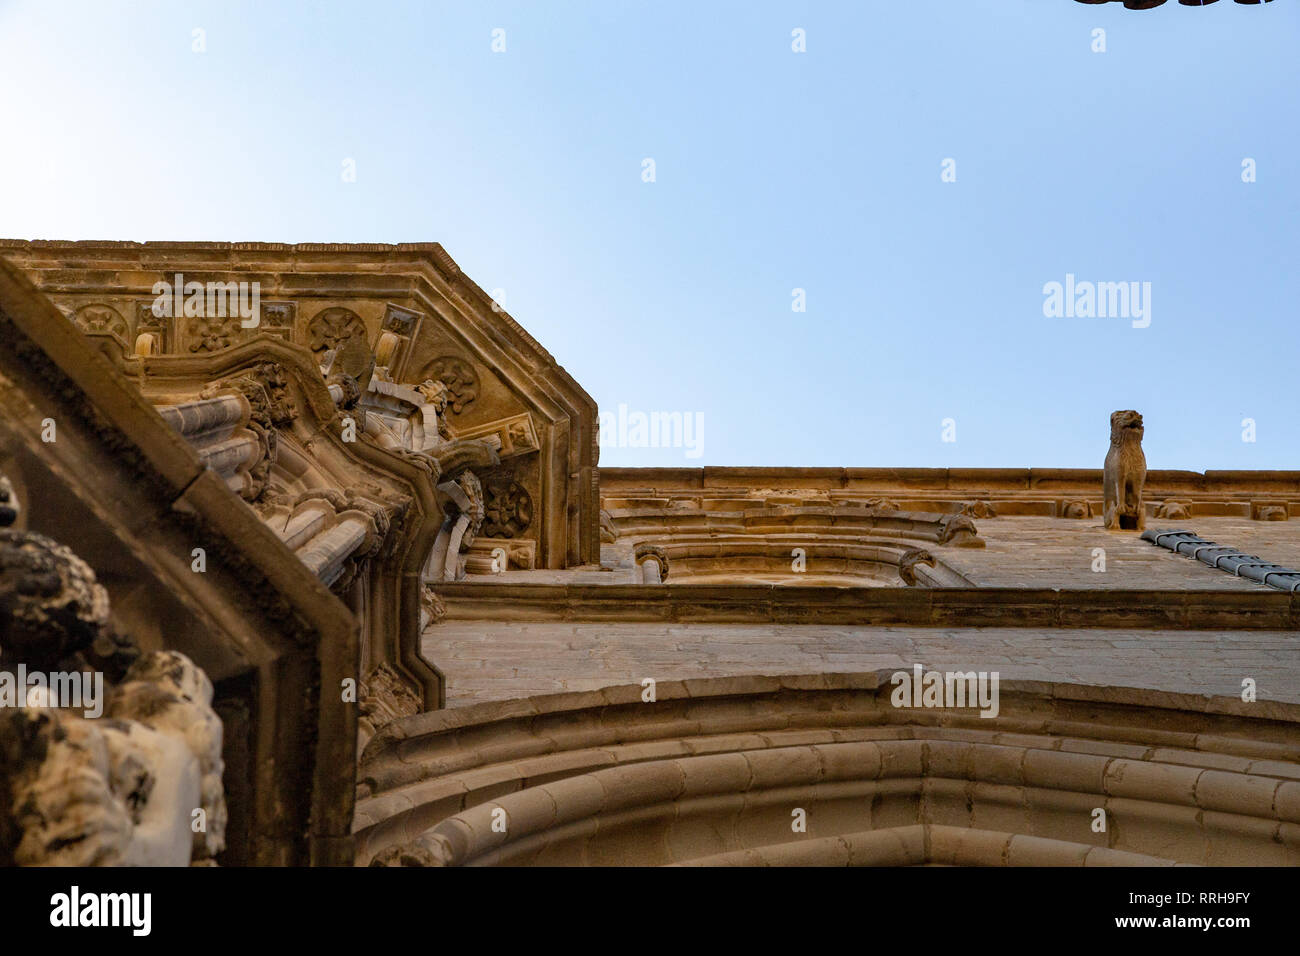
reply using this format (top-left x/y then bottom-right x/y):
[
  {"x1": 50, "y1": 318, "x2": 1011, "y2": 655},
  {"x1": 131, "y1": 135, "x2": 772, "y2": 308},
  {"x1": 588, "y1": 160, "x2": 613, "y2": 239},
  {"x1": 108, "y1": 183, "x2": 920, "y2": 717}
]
[{"x1": 1, "y1": 240, "x2": 1297, "y2": 867}]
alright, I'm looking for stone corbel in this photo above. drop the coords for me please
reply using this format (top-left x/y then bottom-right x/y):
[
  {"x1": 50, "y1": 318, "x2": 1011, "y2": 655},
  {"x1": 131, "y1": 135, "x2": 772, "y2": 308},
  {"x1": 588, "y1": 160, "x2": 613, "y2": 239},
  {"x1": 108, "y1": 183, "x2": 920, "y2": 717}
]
[{"x1": 936, "y1": 514, "x2": 984, "y2": 548}]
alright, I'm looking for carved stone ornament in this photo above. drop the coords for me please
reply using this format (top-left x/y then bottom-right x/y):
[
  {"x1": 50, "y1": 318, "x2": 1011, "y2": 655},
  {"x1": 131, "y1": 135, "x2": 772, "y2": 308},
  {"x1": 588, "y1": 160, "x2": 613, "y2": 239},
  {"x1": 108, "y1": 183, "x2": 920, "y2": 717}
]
[
  {"x1": 0, "y1": 475, "x2": 225, "y2": 866},
  {"x1": 1155, "y1": 500, "x2": 1190, "y2": 520},
  {"x1": 937, "y1": 513, "x2": 982, "y2": 547},
  {"x1": 1060, "y1": 499, "x2": 1092, "y2": 519},
  {"x1": 482, "y1": 475, "x2": 533, "y2": 539},
  {"x1": 73, "y1": 304, "x2": 129, "y2": 343},
  {"x1": 188, "y1": 314, "x2": 241, "y2": 353},
  {"x1": 307, "y1": 307, "x2": 367, "y2": 354},
  {"x1": 421, "y1": 356, "x2": 478, "y2": 414}
]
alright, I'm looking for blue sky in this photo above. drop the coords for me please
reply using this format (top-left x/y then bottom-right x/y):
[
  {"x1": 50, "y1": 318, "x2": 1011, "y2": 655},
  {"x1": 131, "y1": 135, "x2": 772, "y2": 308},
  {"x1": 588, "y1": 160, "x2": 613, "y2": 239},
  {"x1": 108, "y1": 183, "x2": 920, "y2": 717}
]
[{"x1": 0, "y1": 0, "x2": 1295, "y2": 468}]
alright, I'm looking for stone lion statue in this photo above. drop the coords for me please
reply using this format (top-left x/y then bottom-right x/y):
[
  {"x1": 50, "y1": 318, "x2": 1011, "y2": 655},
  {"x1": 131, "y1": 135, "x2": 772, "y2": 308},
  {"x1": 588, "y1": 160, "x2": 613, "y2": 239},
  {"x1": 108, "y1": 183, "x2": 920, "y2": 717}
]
[{"x1": 1103, "y1": 410, "x2": 1147, "y2": 531}]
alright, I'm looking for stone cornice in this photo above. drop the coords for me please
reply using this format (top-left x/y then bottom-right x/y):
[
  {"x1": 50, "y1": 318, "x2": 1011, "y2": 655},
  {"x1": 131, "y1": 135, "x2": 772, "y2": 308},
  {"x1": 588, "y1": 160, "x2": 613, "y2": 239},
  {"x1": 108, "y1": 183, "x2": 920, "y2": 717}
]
[
  {"x1": 600, "y1": 466, "x2": 1300, "y2": 496},
  {"x1": 435, "y1": 581, "x2": 1300, "y2": 630}
]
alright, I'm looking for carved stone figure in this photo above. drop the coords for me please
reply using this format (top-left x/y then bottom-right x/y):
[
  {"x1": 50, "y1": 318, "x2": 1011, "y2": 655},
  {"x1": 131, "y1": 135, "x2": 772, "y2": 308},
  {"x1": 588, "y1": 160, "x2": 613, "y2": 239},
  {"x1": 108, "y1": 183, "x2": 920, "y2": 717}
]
[
  {"x1": 1155, "y1": 500, "x2": 1190, "y2": 520},
  {"x1": 1060, "y1": 499, "x2": 1092, "y2": 519},
  {"x1": 0, "y1": 476, "x2": 225, "y2": 866},
  {"x1": 1103, "y1": 410, "x2": 1147, "y2": 531},
  {"x1": 307, "y1": 307, "x2": 367, "y2": 354},
  {"x1": 937, "y1": 514, "x2": 983, "y2": 547}
]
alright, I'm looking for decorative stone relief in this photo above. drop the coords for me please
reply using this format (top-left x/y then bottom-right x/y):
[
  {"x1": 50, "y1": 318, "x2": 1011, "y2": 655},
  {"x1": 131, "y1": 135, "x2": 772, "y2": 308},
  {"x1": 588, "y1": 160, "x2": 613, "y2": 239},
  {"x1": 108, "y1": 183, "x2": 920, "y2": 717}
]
[
  {"x1": 74, "y1": 305, "x2": 129, "y2": 343},
  {"x1": 307, "y1": 307, "x2": 367, "y2": 354},
  {"x1": 1103, "y1": 409, "x2": 1146, "y2": 531},
  {"x1": 1155, "y1": 500, "x2": 1190, "y2": 520},
  {"x1": 937, "y1": 513, "x2": 982, "y2": 547},
  {"x1": 449, "y1": 412, "x2": 539, "y2": 459},
  {"x1": 358, "y1": 662, "x2": 423, "y2": 742},
  {"x1": 420, "y1": 356, "x2": 478, "y2": 414},
  {"x1": 0, "y1": 478, "x2": 225, "y2": 866},
  {"x1": 1059, "y1": 498, "x2": 1092, "y2": 519},
  {"x1": 600, "y1": 509, "x2": 619, "y2": 543},
  {"x1": 482, "y1": 474, "x2": 533, "y2": 538},
  {"x1": 420, "y1": 585, "x2": 446, "y2": 628},
  {"x1": 188, "y1": 314, "x2": 241, "y2": 353},
  {"x1": 960, "y1": 500, "x2": 998, "y2": 519},
  {"x1": 865, "y1": 497, "x2": 900, "y2": 513}
]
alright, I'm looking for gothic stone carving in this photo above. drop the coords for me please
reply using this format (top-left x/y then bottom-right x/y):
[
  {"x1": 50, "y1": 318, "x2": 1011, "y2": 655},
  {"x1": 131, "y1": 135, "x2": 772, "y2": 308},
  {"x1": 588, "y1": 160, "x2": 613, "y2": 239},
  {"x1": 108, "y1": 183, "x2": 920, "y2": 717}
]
[
  {"x1": 482, "y1": 474, "x2": 532, "y2": 539},
  {"x1": 308, "y1": 307, "x2": 368, "y2": 354},
  {"x1": 188, "y1": 314, "x2": 242, "y2": 353},
  {"x1": 73, "y1": 305, "x2": 129, "y2": 344},
  {"x1": 358, "y1": 662, "x2": 423, "y2": 742},
  {"x1": 937, "y1": 514, "x2": 982, "y2": 547},
  {"x1": 1155, "y1": 500, "x2": 1190, "y2": 520},
  {"x1": 421, "y1": 356, "x2": 478, "y2": 414},
  {"x1": 420, "y1": 585, "x2": 446, "y2": 628},
  {"x1": 960, "y1": 500, "x2": 998, "y2": 519},
  {"x1": 0, "y1": 488, "x2": 225, "y2": 866},
  {"x1": 1060, "y1": 498, "x2": 1093, "y2": 519},
  {"x1": 1104, "y1": 410, "x2": 1147, "y2": 531}
]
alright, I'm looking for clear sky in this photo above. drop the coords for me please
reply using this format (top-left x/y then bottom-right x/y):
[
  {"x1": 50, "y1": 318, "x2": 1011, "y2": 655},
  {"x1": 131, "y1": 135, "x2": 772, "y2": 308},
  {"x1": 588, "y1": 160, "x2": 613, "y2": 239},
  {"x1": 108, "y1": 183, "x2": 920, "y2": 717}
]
[{"x1": 0, "y1": 0, "x2": 1295, "y2": 469}]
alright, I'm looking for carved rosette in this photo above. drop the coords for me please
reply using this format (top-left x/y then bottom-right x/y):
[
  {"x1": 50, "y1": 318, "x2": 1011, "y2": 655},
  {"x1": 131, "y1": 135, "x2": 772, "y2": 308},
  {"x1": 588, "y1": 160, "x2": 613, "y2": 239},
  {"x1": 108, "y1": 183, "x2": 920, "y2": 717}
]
[
  {"x1": 482, "y1": 475, "x2": 532, "y2": 539},
  {"x1": 307, "y1": 307, "x2": 367, "y2": 354},
  {"x1": 421, "y1": 356, "x2": 478, "y2": 414}
]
